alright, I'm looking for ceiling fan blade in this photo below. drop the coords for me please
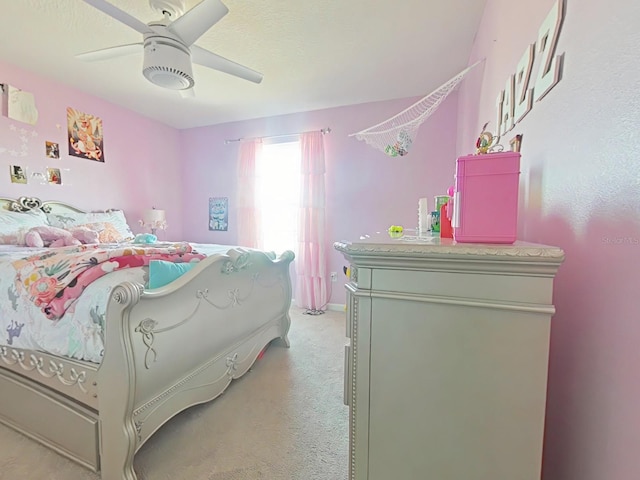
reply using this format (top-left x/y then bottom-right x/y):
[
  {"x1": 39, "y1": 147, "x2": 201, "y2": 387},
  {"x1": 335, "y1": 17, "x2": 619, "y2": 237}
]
[
  {"x1": 179, "y1": 88, "x2": 196, "y2": 98},
  {"x1": 191, "y1": 45, "x2": 263, "y2": 84},
  {"x1": 168, "y1": 0, "x2": 229, "y2": 46},
  {"x1": 83, "y1": 0, "x2": 152, "y2": 34},
  {"x1": 76, "y1": 43, "x2": 143, "y2": 62}
]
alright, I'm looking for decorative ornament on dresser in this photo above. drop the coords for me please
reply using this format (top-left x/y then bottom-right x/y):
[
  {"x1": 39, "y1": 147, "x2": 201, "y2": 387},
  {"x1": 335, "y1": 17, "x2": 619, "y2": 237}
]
[{"x1": 475, "y1": 122, "x2": 503, "y2": 154}]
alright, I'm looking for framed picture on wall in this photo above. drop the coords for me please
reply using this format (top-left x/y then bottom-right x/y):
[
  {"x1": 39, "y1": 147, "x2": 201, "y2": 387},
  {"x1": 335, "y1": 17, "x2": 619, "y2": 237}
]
[
  {"x1": 209, "y1": 197, "x2": 228, "y2": 231},
  {"x1": 45, "y1": 141, "x2": 59, "y2": 159},
  {"x1": 67, "y1": 107, "x2": 104, "y2": 162},
  {"x1": 47, "y1": 167, "x2": 62, "y2": 185},
  {"x1": 9, "y1": 165, "x2": 27, "y2": 184}
]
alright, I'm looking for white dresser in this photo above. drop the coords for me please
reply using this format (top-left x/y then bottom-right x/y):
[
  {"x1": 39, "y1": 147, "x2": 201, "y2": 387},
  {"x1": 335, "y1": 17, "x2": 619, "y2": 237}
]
[{"x1": 334, "y1": 234, "x2": 564, "y2": 480}]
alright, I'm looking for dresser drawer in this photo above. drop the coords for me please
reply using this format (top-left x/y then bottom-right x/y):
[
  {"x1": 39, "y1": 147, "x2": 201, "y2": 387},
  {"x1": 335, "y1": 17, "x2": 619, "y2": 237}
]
[
  {"x1": 0, "y1": 369, "x2": 99, "y2": 471},
  {"x1": 371, "y1": 268, "x2": 555, "y2": 305},
  {"x1": 343, "y1": 343, "x2": 352, "y2": 406}
]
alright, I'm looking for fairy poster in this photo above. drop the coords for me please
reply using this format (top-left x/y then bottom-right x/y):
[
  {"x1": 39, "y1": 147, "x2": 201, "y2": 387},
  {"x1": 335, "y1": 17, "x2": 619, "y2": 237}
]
[
  {"x1": 67, "y1": 107, "x2": 104, "y2": 162},
  {"x1": 209, "y1": 197, "x2": 228, "y2": 231}
]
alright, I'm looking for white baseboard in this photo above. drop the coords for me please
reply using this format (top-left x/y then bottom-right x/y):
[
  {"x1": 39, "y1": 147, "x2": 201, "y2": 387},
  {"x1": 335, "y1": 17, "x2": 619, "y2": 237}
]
[
  {"x1": 326, "y1": 303, "x2": 345, "y2": 312},
  {"x1": 291, "y1": 300, "x2": 345, "y2": 312}
]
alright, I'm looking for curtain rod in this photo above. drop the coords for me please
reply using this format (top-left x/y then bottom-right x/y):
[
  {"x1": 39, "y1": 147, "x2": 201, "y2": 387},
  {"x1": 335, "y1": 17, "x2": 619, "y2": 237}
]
[{"x1": 224, "y1": 127, "x2": 331, "y2": 145}]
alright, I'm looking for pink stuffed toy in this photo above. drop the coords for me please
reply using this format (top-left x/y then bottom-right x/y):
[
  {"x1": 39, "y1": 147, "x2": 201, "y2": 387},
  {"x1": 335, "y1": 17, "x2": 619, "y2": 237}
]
[{"x1": 25, "y1": 226, "x2": 80, "y2": 248}]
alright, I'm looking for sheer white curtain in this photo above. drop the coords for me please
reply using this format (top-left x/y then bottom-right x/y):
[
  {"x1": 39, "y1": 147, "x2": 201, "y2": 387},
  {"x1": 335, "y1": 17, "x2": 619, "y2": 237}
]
[
  {"x1": 296, "y1": 131, "x2": 328, "y2": 310},
  {"x1": 236, "y1": 140, "x2": 262, "y2": 248},
  {"x1": 255, "y1": 141, "x2": 300, "y2": 254}
]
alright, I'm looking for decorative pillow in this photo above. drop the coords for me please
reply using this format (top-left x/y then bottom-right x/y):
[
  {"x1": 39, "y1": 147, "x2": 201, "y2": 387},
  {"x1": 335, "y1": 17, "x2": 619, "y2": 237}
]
[
  {"x1": 0, "y1": 209, "x2": 50, "y2": 245},
  {"x1": 67, "y1": 226, "x2": 100, "y2": 244},
  {"x1": 47, "y1": 210, "x2": 135, "y2": 241},
  {"x1": 148, "y1": 260, "x2": 198, "y2": 289},
  {"x1": 75, "y1": 222, "x2": 124, "y2": 243}
]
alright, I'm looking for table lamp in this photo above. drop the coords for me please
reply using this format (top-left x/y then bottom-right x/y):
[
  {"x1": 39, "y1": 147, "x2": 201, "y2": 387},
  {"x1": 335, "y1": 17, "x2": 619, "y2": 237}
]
[{"x1": 140, "y1": 207, "x2": 167, "y2": 235}]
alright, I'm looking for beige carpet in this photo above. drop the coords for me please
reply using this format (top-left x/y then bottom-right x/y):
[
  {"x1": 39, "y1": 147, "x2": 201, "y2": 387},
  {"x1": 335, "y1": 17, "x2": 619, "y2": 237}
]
[{"x1": 0, "y1": 307, "x2": 349, "y2": 480}]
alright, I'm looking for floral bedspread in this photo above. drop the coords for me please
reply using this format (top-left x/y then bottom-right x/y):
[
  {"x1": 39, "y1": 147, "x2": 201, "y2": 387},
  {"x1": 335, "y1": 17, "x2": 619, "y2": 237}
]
[
  {"x1": 0, "y1": 243, "x2": 230, "y2": 363},
  {"x1": 12, "y1": 242, "x2": 204, "y2": 321}
]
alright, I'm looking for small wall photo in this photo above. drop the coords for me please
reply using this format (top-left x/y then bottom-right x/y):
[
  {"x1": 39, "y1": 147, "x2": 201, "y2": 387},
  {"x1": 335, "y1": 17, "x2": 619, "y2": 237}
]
[
  {"x1": 47, "y1": 167, "x2": 61, "y2": 185},
  {"x1": 9, "y1": 165, "x2": 27, "y2": 184},
  {"x1": 209, "y1": 197, "x2": 228, "y2": 231},
  {"x1": 45, "y1": 141, "x2": 59, "y2": 159}
]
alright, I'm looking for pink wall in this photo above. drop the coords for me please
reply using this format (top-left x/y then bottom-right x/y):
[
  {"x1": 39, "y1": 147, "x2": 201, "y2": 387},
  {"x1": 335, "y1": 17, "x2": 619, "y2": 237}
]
[
  {"x1": 179, "y1": 94, "x2": 460, "y2": 304},
  {"x1": 3, "y1": 1, "x2": 639, "y2": 475},
  {"x1": 456, "y1": 1, "x2": 640, "y2": 479},
  {"x1": 0, "y1": 60, "x2": 183, "y2": 237}
]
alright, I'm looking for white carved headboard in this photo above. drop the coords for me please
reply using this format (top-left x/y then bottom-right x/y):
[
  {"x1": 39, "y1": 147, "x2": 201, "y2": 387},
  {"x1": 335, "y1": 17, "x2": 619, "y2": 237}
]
[{"x1": 0, "y1": 196, "x2": 87, "y2": 215}]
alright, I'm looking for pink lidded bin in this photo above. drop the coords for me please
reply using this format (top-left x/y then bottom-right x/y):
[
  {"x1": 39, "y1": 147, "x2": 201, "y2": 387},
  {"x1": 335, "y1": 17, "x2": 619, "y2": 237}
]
[{"x1": 452, "y1": 151, "x2": 521, "y2": 244}]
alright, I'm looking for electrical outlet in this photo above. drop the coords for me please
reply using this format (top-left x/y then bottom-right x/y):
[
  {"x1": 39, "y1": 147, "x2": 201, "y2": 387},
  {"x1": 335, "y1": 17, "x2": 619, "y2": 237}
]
[{"x1": 330, "y1": 272, "x2": 337, "y2": 282}]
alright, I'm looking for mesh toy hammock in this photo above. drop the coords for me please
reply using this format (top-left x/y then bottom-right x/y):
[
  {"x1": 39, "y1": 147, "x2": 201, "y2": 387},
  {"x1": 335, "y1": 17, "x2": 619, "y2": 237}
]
[{"x1": 349, "y1": 60, "x2": 482, "y2": 157}]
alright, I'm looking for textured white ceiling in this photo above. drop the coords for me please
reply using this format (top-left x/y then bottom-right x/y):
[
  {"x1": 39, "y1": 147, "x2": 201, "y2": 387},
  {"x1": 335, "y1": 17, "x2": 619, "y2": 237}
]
[{"x1": 0, "y1": 0, "x2": 487, "y2": 129}]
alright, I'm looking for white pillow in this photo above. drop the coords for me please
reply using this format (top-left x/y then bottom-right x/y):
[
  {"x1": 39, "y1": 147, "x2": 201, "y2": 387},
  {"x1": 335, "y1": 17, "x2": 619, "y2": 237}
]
[
  {"x1": 47, "y1": 210, "x2": 135, "y2": 242},
  {"x1": 0, "y1": 209, "x2": 49, "y2": 244}
]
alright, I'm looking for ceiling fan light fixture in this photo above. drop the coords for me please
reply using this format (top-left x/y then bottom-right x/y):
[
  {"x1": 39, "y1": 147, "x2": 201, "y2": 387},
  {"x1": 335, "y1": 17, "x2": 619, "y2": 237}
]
[
  {"x1": 149, "y1": 0, "x2": 185, "y2": 19},
  {"x1": 79, "y1": 0, "x2": 262, "y2": 89},
  {"x1": 142, "y1": 39, "x2": 194, "y2": 90}
]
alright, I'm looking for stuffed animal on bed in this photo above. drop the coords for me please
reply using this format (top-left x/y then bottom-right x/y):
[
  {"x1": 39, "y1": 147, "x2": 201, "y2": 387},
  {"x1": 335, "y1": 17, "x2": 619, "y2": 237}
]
[
  {"x1": 25, "y1": 225, "x2": 99, "y2": 248},
  {"x1": 25, "y1": 226, "x2": 79, "y2": 248},
  {"x1": 134, "y1": 233, "x2": 157, "y2": 244}
]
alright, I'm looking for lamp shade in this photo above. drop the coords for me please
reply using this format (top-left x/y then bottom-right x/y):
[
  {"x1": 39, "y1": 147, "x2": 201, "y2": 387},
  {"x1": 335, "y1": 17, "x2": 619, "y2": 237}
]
[
  {"x1": 143, "y1": 209, "x2": 166, "y2": 225},
  {"x1": 140, "y1": 208, "x2": 167, "y2": 233}
]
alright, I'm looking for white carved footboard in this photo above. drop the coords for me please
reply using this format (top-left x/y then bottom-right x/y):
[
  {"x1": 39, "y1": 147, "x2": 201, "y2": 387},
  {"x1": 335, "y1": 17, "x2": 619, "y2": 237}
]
[{"x1": 98, "y1": 248, "x2": 294, "y2": 480}]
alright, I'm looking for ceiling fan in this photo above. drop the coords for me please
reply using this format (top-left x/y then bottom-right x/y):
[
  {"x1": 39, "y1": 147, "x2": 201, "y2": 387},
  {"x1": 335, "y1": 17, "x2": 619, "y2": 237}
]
[{"x1": 77, "y1": 0, "x2": 263, "y2": 96}]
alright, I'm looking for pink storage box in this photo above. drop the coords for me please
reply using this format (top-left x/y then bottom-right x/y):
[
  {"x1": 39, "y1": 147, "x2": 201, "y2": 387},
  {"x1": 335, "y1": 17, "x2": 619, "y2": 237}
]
[{"x1": 452, "y1": 151, "x2": 521, "y2": 244}]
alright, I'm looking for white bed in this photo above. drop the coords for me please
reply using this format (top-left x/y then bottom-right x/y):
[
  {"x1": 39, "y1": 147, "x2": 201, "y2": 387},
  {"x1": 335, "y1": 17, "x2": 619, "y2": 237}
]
[{"x1": 0, "y1": 196, "x2": 295, "y2": 479}]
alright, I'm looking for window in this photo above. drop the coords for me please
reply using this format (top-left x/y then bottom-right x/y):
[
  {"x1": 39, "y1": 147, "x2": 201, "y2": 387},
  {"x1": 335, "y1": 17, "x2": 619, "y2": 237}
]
[{"x1": 255, "y1": 140, "x2": 301, "y2": 254}]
